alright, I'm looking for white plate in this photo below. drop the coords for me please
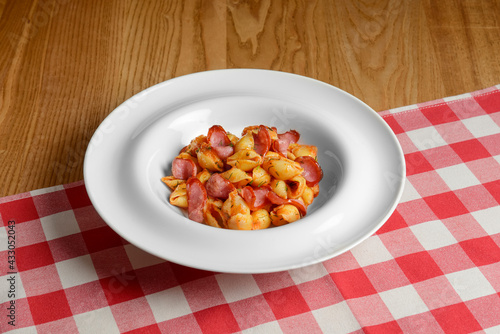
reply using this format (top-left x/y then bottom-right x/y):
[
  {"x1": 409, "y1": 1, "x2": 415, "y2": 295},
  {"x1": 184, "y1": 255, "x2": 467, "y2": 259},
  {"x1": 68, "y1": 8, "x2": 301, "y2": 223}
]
[{"x1": 84, "y1": 69, "x2": 405, "y2": 274}]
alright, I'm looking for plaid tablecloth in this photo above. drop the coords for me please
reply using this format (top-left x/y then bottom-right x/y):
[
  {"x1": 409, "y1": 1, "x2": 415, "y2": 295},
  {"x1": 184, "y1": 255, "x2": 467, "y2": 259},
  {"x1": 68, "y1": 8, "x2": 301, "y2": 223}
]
[{"x1": 1, "y1": 85, "x2": 500, "y2": 333}]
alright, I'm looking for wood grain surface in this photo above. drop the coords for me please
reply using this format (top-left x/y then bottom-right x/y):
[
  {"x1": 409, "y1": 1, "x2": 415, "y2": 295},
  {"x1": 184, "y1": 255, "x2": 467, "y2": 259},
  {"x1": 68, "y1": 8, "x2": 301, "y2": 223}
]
[{"x1": 1, "y1": 0, "x2": 500, "y2": 196}]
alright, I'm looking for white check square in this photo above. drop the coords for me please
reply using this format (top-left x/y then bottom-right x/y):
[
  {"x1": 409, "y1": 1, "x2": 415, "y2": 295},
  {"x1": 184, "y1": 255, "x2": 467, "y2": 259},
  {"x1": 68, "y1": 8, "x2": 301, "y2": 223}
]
[
  {"x1": 410, "y1": 220, "x2": 457, "y2": 250},
  {"x1": 40, "y1": 210, "x2": 80, "y2": 240},
  {"x1": 462, "y1": 115, "x2": 500, "y2": 138},
  {"x1": 56, "y1": 255, "x2": 99, "y2": 289},
  {"x1": 216, "y1": 274, "x2": 262, "y2": 303},
  {"x1": 74, "y1": 307, "x2": 120, "y2": 334},
  {"x1": 241, "y1": 321, "x2": 282, "y2": 334},
  {"x1": 312, "y1": 302, "x2": 361, "y2": 334},
  {"x1": 399, "y1": 180, "x2": 421, "y2": 203},
  {"x1": 471, "y1": 206, "x2": 500, "y2": 235},
  {"x1": 351, "y1": 235, "x2": 393, "y2": 267},
  {"x1": 124, "y1": 244, "x2": 165, "y2": 270},
  {"x1": 379, "y1": 285, "x2": 429, "y2": 319},
  {"x1": 446, "y1": 268, "x2": 496, "y2": 302},
  {"x1": 289, "y1": 263, "x2": 329, "y2": 285},
  {"x1": 146, "y1": 286, "x2": 192, "y2": 322},
  {"x1": 436, "y1": 164, "x2": 481, "y2": 190},
  {"x1": 406, "y1": 127, "x2": 447, "y2": 151}
]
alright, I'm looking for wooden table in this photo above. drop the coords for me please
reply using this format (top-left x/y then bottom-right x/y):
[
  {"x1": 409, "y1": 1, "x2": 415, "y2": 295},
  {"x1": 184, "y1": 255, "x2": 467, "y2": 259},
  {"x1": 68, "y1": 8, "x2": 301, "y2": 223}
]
[{"x1": 1, "y1": 0, "x2": 499, "y2": 197}]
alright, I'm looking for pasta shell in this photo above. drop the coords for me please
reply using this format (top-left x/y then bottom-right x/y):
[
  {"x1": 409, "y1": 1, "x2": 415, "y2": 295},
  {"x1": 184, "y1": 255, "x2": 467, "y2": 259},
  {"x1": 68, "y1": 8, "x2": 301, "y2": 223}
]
[
  {"x1": 196, "y1": 143, "x2": 224, "y2": 172},
  {"x1": 227, "y1": 149, "x2": 263, "y2": 172},
  {"x1": 169, "y1": 183, "x2": 188, "y2": 208},
  {"x1": 251, "y1": 209, "x2": 271, "y2": 230},
  {"x1": 286, "y1": 175, "x2": 306, "y2": 199},
  {"x1": 227, "y1": 213, "x2": 254, "y2": 230},
  {"x1": 270, "y1": 204, "x2": 301, "y2": 226},
  {"x1": 161, "y1": 176, "x2": 184, "y2": 190},
  {"x1": 262, "y1": 156, "x2": 304, "y2": 180}
]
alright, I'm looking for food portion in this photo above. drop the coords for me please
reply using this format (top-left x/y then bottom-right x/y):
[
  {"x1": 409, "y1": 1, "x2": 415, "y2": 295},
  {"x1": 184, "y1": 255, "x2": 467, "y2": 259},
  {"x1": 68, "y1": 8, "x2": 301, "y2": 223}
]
[{"x1": 161, "y1": 125, "x2": 323, "y2": 230}]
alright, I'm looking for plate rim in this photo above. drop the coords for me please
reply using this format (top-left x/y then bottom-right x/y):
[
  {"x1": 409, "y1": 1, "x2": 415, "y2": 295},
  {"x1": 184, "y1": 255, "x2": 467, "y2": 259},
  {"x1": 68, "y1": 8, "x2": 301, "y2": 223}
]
[{"x1": 84, "y1": 69, "x2": 406, "y2": 273}]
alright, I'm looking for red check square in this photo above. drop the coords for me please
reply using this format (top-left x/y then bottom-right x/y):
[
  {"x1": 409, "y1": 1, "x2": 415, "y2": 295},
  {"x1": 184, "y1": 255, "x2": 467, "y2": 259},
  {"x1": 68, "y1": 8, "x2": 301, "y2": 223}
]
[
  {"x1": 383, "y1": 115, "x2": 405, "y2": 134},
  {"x1": 194, "y1": 304, "x2": 241, "y2": 334},
  {"x1": 424, "y1": 192, "x2": 469, "y2": 220},
  {"x1": 0, "y1": 197, "x2": 39, "y2": 225},
  {"x1": 135, "y1": 262, "x2": 178, "y2": 295},
  {"x1": 484, "y1": 180, "x2": 500, "y2": 204},
  {"x1": 32, "y1": 190, "x2": 72, "y2": 218},
  {"x1": 422, "y1": 103, "x2": 460, "y2": 125},
  {"x1": 91, "y1": 246, "x2": 133, "y2": 279},
  {"x1": 431, "y1": 303, "x2": 482, "y2": 333},
  {"x1": 16, "y1": 242, "x2": 55, "y2": 271},
  {"x1": 169, "y1": 263, "x2": 214, "y2": 285},
  {"x1": 330, "y1": 268, "x2": 377, "y2": 299},
  {"x1": 100, "y1": 270, "x2": 145, "y2": 306},
  {"x1": 263, "y1": 286, "x2": 310, "y2": 320},
  {"x1": 376, "y1": 210, "x2": 407, "y2": 234},
  {"x1": 450, "y1": 139, "x2": 491, "y2": 162},
  {"x1": 65, "y1": 183, "x2": 92, "y2": 209},
  {"x1": 363, "y1": 321, "x2": 402, "y2": 334},
  {"x1": 460, "y1": 236, "x2": 500, "y2": 267},
  {"x1": 123, "y1": 324, "x2": 162, "y2": 334},
  {"x1": 405, "y1": 152, "x2": 434, "y2": 176},
  {"x1": 28, "y1": 290, "x2": 72, "y2": 325},
  {"x1": 474, "y1": 91, "x2": 500, "y2": 114},
  {"x1": 395, "y1": 251, "x2": 443, "y2": 283},
  {"x1": 81, "y1": 226, "x2": 124, "y2": 253},
  {"x1": 73, "y1": 206, "x2": 107, "y2": 232}
]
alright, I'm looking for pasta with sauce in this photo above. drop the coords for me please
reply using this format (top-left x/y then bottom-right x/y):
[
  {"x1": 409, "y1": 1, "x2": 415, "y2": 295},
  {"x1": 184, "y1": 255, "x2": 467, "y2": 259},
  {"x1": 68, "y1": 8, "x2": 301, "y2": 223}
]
[{"x1": 161, "y1": 125, "x2": 323, "y2": 230}]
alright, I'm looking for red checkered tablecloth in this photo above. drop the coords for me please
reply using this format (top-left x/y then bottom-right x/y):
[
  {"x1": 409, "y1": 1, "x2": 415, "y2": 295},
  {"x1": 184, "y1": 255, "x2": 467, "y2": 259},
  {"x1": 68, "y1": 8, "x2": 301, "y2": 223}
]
[{"x1": 1, "y1": 85, "x2": 500, "y2": 333}]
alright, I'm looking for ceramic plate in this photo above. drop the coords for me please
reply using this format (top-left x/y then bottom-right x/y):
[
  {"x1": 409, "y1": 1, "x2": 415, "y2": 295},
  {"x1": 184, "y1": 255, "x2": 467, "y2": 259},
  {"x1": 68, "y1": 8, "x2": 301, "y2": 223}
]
[{"x1": 84, "y1": 69, "x2": 405, "y2": 273}]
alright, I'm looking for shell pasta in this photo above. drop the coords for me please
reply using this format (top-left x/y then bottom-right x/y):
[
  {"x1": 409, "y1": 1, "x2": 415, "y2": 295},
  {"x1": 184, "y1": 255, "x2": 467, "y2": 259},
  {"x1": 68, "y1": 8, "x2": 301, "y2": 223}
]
[{"x1": 162, "y1": 125, "x2": 323, "y2": 230}]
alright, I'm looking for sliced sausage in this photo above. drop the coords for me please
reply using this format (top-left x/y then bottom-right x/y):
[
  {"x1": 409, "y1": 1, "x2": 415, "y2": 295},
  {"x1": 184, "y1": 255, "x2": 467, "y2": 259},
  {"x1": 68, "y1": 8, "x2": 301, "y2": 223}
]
[
  {"x1": 295, "y1": 156, "x2": 323, "y2": 187},
  {"x1": 172, "y1": 158, "x2": 198, "y2": 180},
  {"x1": 186, "y1": 177, "x2": 207, "y2": 223},
  {"x1": 205, "y1": 173, "x2": 235, "y2": 199}
]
